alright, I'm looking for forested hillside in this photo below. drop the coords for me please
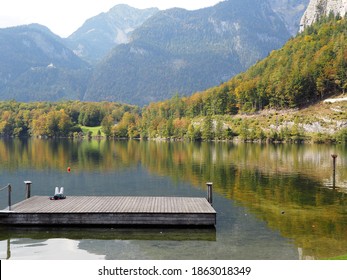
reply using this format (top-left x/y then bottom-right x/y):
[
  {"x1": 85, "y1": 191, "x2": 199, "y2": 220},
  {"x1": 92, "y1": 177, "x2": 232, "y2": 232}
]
[
  {"x1": 142, "y1": 14, "x2": 347, "y2": 115},
  {"x1": 211, "y1": 14, "x2": 347, "y2": 113},
  {"x1": 0, "y1": 24, "x2": 90, "y2": 101},
  {"x1": 1, "y1": 16, "x2": 346, "y2": 143},
  {"x1": 126, "y1": 15, "x2": 347, "y2": 142}
]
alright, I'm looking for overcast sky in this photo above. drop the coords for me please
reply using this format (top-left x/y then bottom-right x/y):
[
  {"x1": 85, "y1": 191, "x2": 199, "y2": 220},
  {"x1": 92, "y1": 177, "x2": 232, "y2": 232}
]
[{"x1": 0, "y1": 0, "x2": 222, "y2": 38}]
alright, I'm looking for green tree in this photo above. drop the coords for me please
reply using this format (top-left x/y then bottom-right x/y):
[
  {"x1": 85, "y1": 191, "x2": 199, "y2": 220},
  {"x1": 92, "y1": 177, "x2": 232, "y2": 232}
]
[
  {"x1": 57, "y1": 110, "x2": 72, "y2": 136},
  {"x1": 0, "y1": 111, "x2": 15, "y2": 137},
  {"x1": 101, "y1": 115, "x2": 114, "y2": 137},
  {"x1": 187, "y1": 124, "x2": 195, "y2": 141},
  {"x1": 113, "y1": 112, "x2": 138, "y2": 138},
  {"x1": 239, "y1": 120, "x2": 250, "y2": 141},
  {"x1": 78, "y1": 104, "x2": 105, "y2": 127},
  {"x1": 215, "y1": 119, "x2": 224, "y2": 140},
  {"x1": 166, "y1": 118, "x2": 174, "y2": 137},
  {"x1": 202, "y1": 115, "x2": 214, "y2": 141},
  {"x1": 13, "y1": 110, "x2": 30, "y2": 137}
]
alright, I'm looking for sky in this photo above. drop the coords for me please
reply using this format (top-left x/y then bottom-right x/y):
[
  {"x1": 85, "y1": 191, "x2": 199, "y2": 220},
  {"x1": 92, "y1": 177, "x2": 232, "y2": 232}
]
[{"x1": 0, "y1": 0, "x2": 222, "y2": 38}]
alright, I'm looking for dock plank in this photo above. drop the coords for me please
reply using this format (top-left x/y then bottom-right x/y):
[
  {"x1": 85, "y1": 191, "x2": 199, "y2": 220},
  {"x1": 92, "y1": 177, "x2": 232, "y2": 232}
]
[
  {"x1": 9, "y1": 196, "x2": 216, "y2": 214},
  {"x1": 1, "y1": 196, "x2": 216, "y2": 226}
]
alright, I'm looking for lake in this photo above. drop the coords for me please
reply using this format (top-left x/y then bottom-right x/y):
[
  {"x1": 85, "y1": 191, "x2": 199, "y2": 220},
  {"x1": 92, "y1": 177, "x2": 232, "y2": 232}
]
[{"x1": 0, "y1": 139, "x2": 346, "y2": 260}]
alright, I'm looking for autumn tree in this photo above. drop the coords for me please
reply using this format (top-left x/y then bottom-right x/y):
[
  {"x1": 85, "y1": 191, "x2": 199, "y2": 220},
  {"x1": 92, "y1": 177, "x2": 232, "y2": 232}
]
[{"x1": 101, "y1": 115, "x2": 114, "y2": 137}]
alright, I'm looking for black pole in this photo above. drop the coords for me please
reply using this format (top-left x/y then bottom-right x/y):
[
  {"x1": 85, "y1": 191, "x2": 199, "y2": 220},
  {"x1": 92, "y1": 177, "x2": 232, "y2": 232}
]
[
  {"x1": 24, "y1": 181, "x2": 32, "y2": 199},
  {"x1": 207, "y1": 182, "x2": 213, "y2": 205}
]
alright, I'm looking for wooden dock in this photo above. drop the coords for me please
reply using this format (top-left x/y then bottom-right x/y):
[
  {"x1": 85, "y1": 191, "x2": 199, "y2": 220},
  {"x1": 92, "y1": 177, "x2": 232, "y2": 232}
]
[
  {"x1": 0, "y1": 226, "x2": 216, "y2": 242},
  {"x1": 0, "y1": 196, "x2": 216, "y2": 226}
]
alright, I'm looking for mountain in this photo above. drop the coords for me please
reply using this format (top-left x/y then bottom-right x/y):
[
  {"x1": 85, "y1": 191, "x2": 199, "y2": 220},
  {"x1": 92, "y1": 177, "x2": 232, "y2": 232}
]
[
  {"x1": 0, "y1": 24, "x2": 90, "y2": 101},
  {"x1": 300, "y1": 0, "x2": 347, "y2": 31},
  {"x1": 207, "y1": 15, "x2": 347, "y2": 111},
  {"x1": 269, "y1": 0, "x2": 310, "y2": 35},
  {"x1": 85, "y1": 0, "x2": 291, "y2": 106},
  {"x1": 66, "y1": 4, "x2": 159, "y2": 63},
  {"x1": 132, "y1": 16, "x2": 347, "y2": 143},
  {"x1": 3, "y1": 18, "x2": 345, "y2": 142}
]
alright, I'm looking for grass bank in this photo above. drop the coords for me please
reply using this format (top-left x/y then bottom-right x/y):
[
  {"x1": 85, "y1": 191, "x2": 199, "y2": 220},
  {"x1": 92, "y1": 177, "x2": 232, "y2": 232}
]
[
  {"x1": 80, "y1": 126, "x2": 105, "y2": 137},
  {"x1": 328, "y1": 254, "x2": 347, "y2": 260}
]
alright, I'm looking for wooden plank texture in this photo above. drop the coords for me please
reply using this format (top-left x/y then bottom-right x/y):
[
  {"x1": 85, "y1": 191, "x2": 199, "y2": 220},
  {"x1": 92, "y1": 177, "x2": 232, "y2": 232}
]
[
  {"x1": 8, "y1": 196, "x2": 215, "y2": 214},
  {"x1": 0, "y1": 196, "x2": 216, "y2": 226}
]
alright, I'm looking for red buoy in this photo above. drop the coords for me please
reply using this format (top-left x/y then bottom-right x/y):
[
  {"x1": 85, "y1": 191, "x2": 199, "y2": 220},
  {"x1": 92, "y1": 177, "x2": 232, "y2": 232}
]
[{"x1": 67, "y1": 167, "x2": 71, "y2": 173}]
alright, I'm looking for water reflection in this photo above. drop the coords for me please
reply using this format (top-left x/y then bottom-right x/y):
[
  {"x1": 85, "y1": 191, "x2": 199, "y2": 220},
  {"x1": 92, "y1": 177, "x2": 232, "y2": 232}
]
[
  {"x1": 0, "y1": 139, "x2": 346, "y2": 259},
  {"x1": 0, "y1": 226, "x2": 216, "y2": 260},
  {"x1": 0, "y1": 238, "x2": 105, "y2": 260},
  {"x1": 0, "y1": 139, "x2": 346, "y2": 188}
]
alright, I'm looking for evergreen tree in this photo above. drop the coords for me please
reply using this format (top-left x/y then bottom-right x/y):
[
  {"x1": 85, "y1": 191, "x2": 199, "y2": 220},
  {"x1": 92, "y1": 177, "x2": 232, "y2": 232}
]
[{"x1": 202, "y1": 114, "x2": 214, "y2": 141}]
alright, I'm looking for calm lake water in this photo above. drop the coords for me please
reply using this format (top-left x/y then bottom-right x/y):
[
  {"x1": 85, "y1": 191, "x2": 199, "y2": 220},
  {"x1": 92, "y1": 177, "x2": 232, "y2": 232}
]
[{"x1": 0, "y1": 139, "x2": 346, "y2": 260}]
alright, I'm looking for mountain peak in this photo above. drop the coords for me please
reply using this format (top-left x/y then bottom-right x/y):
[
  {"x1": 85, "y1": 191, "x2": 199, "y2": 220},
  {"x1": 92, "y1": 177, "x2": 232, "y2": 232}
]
[{"x1": 66, "y1": 5, "x2": 159, "y2": 63}]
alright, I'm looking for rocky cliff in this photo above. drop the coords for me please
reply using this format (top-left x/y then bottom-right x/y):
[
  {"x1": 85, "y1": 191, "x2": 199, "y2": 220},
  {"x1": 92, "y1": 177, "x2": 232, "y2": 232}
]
[
  {"x1": 300, "y1": 0, "x2": 347, "y2": 31},
  {"x1": 269, "y1": 0, "x2": 310, "y2": 35}
]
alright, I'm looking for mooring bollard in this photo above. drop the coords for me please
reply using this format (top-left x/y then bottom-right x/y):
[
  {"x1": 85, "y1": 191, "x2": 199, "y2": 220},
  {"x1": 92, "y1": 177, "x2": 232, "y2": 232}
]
[
  {"x1": 207, "y1": 182, "x2": 213, "y2": 205},
  {"x1": 331, "y1": 155, "x2": 338, "y2": 188},
  {"x1": 24, "y1": 181, "x2": 32, "y2": 199}
]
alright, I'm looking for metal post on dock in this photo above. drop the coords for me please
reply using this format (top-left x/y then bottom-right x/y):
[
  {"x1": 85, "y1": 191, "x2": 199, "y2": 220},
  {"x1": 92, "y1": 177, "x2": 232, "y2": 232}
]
[
  {"x1": 331, "y1": 155, "x2": 338, "y2": 188},
  {"x1": 24, "y1": 181, "x2": 32, "y2": 199},
  {"x1": 207, "y1": 182, "x2": 213, "y2": 205},
  {"x1": 0, "y1": 184, "x2": 11, "y2": 211}
]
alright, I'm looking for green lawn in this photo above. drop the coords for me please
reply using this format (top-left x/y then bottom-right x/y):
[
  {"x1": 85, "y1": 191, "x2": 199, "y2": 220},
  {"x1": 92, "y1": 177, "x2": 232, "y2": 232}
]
[
  {"x1": 81, "y1": 126, "x2": 105, "y2": 137},
  {"x1": 328, "y1": 254, "x2": 347, "y2": 260}
]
